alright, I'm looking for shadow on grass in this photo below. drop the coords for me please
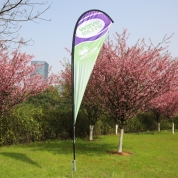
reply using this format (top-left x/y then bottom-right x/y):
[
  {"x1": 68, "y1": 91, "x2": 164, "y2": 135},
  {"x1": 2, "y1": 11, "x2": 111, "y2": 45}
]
[
  {"x1": 132, "y1": 130, "x2": 174, "y2": 135},
  {"x1": 25, "y1": 137, "x2": 117, "y2": 156},
  {"x1": 0, "y1": 152, "x2": 41, "y2": 168}
]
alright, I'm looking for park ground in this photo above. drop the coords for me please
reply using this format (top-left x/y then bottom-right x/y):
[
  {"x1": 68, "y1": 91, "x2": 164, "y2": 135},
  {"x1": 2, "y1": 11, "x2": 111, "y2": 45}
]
[{"x1": 0, "y1": 130, "x2": 178, "y2": 178}]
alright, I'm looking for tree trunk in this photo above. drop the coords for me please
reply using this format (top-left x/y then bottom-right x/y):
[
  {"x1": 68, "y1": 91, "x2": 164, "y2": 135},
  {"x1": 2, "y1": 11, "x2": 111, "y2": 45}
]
[
  {"x1": 118, "y1": 127, "x2": 124, "y2": 153},
  {"x1": 158, "y1": 122, "x2": 160, "y2": 132},
  {"x1": 115, "y1": 124, "x2": 118, "y2": 135},
  {"x1": 172, "y1": 122, "x2": 174, "y2": 134},
  {"x1": 89, "y1": 125, "x2": 94, "y2": 141}
]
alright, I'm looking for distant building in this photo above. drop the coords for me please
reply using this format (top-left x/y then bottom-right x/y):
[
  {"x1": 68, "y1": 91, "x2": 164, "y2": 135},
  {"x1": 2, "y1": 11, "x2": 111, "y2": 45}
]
[{"x1": 31, "y1": 61, "x2": 49, "y2": 79}]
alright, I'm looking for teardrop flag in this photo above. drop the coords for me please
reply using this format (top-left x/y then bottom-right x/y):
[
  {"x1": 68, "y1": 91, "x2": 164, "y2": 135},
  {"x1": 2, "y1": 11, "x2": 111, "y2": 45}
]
[{"x1": 71, "y1": 9, "x2": 113, "y2": 171}]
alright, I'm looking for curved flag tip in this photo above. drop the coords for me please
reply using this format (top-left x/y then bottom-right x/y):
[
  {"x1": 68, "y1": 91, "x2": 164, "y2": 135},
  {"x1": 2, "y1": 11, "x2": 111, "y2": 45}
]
[{"x1": 71, "y1": 9, "x2": 114, "y2": 172}]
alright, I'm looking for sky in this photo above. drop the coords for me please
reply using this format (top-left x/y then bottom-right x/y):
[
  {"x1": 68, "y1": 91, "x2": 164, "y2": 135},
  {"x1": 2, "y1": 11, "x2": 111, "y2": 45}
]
[{"x1": 19, "y1": 0, "x2": 178, "y2": 74}]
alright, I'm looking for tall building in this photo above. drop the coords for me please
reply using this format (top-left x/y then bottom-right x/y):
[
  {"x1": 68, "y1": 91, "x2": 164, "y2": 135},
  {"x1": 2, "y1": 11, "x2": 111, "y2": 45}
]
[{"x1": 31, "y1": 61, "x2": 49, "y2": 79}]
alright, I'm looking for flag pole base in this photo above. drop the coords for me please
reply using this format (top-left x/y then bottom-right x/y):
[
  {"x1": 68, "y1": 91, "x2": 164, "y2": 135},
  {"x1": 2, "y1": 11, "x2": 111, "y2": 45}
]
[{"x1": 72, "y1": 160, "x2": 76, "y2": 171}]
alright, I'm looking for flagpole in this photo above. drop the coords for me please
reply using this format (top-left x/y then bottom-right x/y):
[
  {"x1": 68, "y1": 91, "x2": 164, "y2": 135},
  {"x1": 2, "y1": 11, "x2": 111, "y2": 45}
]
[
  {"x1": 72, "y1": 63, "x2": 76, "y2": 171},
  {"x1": 72, "y1": 54, "x2": 76, "y2": 172},
  {"x1": 72, "y1": 126, "x2": 76, "y2": 171},
  {"x1": 71, "y1": 18, "x2": 76, "y2": 171}
]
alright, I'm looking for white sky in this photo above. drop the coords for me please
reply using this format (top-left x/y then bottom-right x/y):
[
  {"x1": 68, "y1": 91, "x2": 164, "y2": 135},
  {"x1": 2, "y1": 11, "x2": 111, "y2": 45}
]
[{"x1": 18, "y1": 0, "x2": 178, "y2": 74}]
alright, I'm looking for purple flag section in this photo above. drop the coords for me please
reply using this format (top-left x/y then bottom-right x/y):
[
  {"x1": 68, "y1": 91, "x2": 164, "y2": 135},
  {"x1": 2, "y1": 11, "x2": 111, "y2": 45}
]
[{"x1": 75, "y1": 11, "x2": 113, "y2": 46}]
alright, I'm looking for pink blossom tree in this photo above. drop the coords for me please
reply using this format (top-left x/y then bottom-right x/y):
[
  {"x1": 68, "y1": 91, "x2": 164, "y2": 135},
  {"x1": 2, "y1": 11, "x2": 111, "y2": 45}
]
[
  {"x1": 59, "y1": 30, "x2": 178, "y2": 152},
  {"x1": 59, "y1": 61, "x2": 105, "y2": 141},
  {"x1": 0, "y1": 47, "x2": 56, "y2": 119},
  {"x1": 81, "y1": 76, "x2": 105, "y2": 141},
  {"x1": 94, "y1": 30, "x2": 178, "y2": 153},
  {"x1": 148, "y1": 91, "x2": 178, "y2": 134}
]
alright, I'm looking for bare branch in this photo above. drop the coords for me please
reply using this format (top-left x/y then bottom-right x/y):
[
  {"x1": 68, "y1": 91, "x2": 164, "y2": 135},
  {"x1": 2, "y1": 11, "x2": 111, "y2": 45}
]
[{"x1": 0, "y1": 0, "x2": 52, "y2": 48}]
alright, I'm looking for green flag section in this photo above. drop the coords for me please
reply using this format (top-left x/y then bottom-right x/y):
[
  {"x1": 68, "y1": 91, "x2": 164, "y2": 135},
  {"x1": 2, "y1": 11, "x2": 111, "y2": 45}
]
[
  {"x1": 72, "y1": 10, "x2": 114, "y2": 124},
  {"x1": 74, "y1": 33, "x2": 109, "y2": 123}
]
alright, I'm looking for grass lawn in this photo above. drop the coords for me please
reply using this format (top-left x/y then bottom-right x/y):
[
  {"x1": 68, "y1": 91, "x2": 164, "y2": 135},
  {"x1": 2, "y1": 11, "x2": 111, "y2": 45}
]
[{"x1": 0, "y1": 130, "x2": 178, "y2": 178}]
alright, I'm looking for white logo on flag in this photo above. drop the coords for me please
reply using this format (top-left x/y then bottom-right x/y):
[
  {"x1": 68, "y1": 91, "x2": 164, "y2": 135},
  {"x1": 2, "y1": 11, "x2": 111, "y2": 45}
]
[{"x1": 78, "y1": 47, "x2": 89, "y2": 56}]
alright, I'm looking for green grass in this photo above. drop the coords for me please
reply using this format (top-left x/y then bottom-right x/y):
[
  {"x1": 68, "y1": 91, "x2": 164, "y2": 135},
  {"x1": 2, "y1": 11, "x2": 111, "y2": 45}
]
[{"x1": 0, "y1": 130, "x2": 178, "y2": 178}]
